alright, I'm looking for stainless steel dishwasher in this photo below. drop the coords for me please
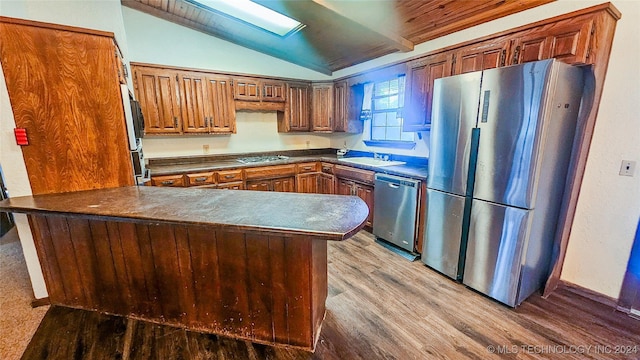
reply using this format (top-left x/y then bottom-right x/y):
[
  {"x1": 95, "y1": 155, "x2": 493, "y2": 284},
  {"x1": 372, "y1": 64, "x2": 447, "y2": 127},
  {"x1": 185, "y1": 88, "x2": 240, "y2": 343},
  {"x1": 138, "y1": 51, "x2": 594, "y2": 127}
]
[{"x1": 373, "y1": 173, "x2": 420, "y2": 252}]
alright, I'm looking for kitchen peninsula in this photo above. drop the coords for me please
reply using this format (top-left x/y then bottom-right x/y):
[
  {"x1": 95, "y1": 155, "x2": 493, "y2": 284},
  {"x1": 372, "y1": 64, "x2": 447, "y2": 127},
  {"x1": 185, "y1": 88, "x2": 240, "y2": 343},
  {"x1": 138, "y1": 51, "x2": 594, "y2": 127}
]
[{"x1": 0, "y1": 186, "x2": 369, "y2": 351}]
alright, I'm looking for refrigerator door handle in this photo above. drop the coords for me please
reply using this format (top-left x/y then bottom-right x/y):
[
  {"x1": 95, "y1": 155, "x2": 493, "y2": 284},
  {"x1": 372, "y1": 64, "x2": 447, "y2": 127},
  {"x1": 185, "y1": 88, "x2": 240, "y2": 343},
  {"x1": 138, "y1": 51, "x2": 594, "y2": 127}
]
[{"x1": 481, "y1": 90, "x2": 490, "y2": 123}]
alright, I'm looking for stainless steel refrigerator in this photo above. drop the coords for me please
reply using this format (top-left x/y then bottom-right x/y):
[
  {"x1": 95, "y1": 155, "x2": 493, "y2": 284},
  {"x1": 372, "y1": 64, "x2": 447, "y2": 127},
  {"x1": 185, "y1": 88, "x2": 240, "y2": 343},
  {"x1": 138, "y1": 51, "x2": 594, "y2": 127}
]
[{"x1": 422, "y1": 59, "x2": 585, "y2": 306}]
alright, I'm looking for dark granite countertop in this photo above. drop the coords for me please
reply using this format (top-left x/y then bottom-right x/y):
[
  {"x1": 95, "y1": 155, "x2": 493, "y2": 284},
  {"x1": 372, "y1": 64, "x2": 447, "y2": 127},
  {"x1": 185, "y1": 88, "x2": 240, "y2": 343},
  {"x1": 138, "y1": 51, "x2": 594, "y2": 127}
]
[
  {"x1": 0, "y1": 187, "x2": 369, "y2": 241},
  {"x1": 147, "y1": 151, "x2": 428, "y2": 181}
]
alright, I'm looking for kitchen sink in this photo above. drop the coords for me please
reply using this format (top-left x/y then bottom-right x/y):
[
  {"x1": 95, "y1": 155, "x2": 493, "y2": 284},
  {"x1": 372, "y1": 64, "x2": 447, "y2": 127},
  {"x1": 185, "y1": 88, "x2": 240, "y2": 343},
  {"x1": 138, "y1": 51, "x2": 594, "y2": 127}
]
[
  {"x1": 337, "y1": 157, "x2": 406, "y2": 167},
  {"x1": 236, "y1": 155, "x2": 289, "y2": 164}
]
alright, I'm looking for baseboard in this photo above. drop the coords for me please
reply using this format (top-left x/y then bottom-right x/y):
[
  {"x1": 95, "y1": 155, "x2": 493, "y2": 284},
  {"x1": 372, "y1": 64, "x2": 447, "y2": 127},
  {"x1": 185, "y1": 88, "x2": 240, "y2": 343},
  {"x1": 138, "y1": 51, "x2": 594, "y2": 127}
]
[
  {"x1": 559, "y1": 280, "x2": 619, "y2": 309},
  {"x1": 31, "y1": 297, "x2": 50, "y2": 308}
]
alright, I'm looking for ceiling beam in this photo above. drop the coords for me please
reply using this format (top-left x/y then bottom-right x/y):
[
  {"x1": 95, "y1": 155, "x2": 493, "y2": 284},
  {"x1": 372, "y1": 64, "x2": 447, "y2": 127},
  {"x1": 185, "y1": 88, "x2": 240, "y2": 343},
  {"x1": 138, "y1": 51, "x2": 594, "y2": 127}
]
[{"x1": 311, "y1": 0, "x2": 414, "y2": 53}]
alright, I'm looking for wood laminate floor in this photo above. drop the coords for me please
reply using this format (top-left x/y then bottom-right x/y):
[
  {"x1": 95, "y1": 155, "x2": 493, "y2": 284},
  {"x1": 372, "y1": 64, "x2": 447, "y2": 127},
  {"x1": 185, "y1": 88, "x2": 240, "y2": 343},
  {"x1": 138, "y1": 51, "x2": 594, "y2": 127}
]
[{"x1": 21, "y1": 232, "x2": 640, "y2": 359}]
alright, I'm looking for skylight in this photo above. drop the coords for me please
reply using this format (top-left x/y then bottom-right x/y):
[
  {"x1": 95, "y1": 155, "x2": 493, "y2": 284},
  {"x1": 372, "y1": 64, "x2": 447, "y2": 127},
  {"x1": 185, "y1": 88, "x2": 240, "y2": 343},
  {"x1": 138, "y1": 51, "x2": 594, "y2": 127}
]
[{"x1": 191, "y1": 0, "x2": 305, "y2": 37}]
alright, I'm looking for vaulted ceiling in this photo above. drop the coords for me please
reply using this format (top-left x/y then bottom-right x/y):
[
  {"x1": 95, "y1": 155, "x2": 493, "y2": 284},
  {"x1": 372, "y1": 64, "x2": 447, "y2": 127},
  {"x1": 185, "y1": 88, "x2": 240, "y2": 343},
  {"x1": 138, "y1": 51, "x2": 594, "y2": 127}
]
[{"x1": 121, "y1": 0, "x2": 554, "y2": 75}]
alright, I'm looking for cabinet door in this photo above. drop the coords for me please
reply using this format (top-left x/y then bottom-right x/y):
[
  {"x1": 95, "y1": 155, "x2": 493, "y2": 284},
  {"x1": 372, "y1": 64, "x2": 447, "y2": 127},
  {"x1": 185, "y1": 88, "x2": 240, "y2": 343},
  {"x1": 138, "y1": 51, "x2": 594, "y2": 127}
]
[
  {"x1": 262, "y1": 81, "x2": 286, "y2": 102},
  {"x1": 333, "y1": 80, "x2": 348, "y2": 132},
  {"x1": 319, "y1": 173, "x2": 335, "y2": 194},
  {"x1": 403, "y1": 52, "x2": 453, "y2": 132},
  {"x1": 246, "y1": 180, "x2": 271, "y2": 191},
  {"x1": 335, "y1": 178, "x2": 353, "y2": 196},
  {"x1": 454, "y1": 39, "x2": 509, "y2": 74},
  {"x1": 133, "y1": 66, "x2": 182, "y2": 134},
  {"x1": 311, "y1": 83, "x2": 333, "y2": 131},
  {"x1": 547, "y1": 19, "x2": 594, "y2": 65},
  {"x1": 178, "y1": 71, "x2": 208, "y2": 133},
  {"x1": 273, "y1": 177, "x2": 296, "y2": 192},
  {"x1": 296, "y1": 173, "x2": 319, "y2": 194},
  {"x1": 511, "y1": 18, "x2": 594, "y2": 66},
  {"x1": 355, "y1": 183, "x2": 374, "y2": 228},
  {"x1": 205, "y1": 76, "x2": 236, "y2": 133},
  {"x1": 217, "y1": 181, "x2": 244, "y2": 190},
  {"x1": 234, "y1": 77, "x2": 261, "y2": 101},
  {"x1": 510, "y1": 33, "x2": 549, "y2": 65},
  {"x1": 286, "y1": 83, "x2": 310, "y2": 131}
]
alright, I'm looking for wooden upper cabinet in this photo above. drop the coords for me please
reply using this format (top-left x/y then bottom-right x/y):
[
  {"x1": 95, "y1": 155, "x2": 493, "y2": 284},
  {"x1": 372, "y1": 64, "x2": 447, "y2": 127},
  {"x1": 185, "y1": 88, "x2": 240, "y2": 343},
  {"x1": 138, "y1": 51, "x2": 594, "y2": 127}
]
[
  {"x1": 279, "y1": 82, "x2": 310, "y2": 132},
  {"x1": 134, "y1": 66, "x2": 182, "y2": 134},
  {"x1": 234, "y1": 78, "x2": 260, "y2": 101},
  {"x1": 510, "y1": 32, "x2": 549, "y2": 65},
  {"x1": 510, "y1": 18, "x2": 594, "y2": 65},
  {"x1": 333, "y1": 80, "x2": 348, "y2": 132},
  {"x1": 178, "y1": 71, "x2": 208, "y2": 134},
  {"x1": 454, "y1": 39, "x2": 509, "y2": 74},
  {"x1": 262, "y1": 80, "x2": 286, "y2": 102},
  {"x1": 234, "y1": 77, "x2": 285, "y2": 102},
  {"x1": 312, "y1": 83, "x2": 333, "y2": 132},
  {"x1": 403, "y1": 52, "x2": 454, "y2": 132},
  {"x1": 204, "y1": 76, "x2": 236, "y2": 133},
  {"x1": 546, "y1": 19, "x2": 594, "y2": 65}
]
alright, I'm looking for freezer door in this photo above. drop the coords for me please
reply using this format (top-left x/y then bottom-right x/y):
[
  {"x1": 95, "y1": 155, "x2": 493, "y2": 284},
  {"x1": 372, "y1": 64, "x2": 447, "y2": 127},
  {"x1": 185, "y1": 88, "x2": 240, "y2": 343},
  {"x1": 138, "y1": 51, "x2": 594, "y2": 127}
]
[
  {"x1": 422, "y1": 189, "x2": 466, "y2": 279},
  {"x1": 473, "y1": 60, "x2": 554, "y2": 209},
  {"x1": 427, "y1": 72, "x2": 482, "y2": 196},
  {"x1": 463, "y1": 199, "x2": 532, "y2": 307}
]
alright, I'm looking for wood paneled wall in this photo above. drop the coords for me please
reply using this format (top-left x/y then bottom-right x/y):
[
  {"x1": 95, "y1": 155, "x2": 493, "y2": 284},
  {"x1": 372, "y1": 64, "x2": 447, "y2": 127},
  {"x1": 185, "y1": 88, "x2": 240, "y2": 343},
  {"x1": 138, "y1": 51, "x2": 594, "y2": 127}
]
[
  {"x1": 28, "y1": 214, "x2": 327, "y2": 350},
  {"x1": 0, "y1": 18, "x2": 134, "y2": 195}
]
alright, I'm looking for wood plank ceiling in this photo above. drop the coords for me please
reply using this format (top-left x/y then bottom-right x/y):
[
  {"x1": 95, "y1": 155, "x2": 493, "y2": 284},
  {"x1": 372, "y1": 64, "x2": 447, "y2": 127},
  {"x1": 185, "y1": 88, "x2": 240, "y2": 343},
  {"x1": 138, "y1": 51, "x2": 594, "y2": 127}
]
[{"x1": 121, "y1": 0, "x2": 555, "y2": 75}]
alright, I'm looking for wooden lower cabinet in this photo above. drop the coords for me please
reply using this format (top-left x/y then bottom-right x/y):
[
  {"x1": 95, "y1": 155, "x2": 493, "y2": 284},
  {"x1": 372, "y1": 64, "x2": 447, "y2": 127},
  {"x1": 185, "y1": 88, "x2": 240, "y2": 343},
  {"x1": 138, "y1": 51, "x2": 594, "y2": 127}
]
[
  {"x1": 297, "y1": 173, "x2": 319, "y2": 194},
  {"x1": 336, "y1": 177, "x2": 374, "y2": 228},
  {"x1": 217, "y1": 181, "x2": 244, "y2": 190},
  {"x1": 319, "y1": 173, "x2": 335, "y2": 194},
  {"x1": 246, "y1": 177, "x2": 295, "y2": 192},
  {"x1": 150, "y1": 174, "x2": 186, "y2": 187},
  {"x1": 273, "y1": 177, "x2": 296, "y2": 192},
  {"x1": 246, "y1": 180, "x2": 270, "y2": 191}
]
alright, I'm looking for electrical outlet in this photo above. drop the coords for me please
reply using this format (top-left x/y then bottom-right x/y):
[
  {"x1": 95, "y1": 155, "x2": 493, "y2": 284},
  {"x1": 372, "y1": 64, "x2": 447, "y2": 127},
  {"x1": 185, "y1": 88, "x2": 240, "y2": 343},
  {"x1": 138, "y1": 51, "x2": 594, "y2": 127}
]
[
  {"x1": 305, "y1": 140, "x2": 310, "y2": 148},
  {"x1": 203, "y1": 144, "x2": 210, "y2": 154},
  {"x1": 619, "y1": 160, "x2": 636, "y2": 177}
]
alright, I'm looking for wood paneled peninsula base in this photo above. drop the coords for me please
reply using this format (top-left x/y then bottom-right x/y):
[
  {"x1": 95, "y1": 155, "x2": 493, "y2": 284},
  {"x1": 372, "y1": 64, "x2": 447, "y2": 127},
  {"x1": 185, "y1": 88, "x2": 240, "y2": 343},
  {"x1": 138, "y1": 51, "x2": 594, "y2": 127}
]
[{"x1": 0, "y1": 187, "x2": 368, "y2": 351}]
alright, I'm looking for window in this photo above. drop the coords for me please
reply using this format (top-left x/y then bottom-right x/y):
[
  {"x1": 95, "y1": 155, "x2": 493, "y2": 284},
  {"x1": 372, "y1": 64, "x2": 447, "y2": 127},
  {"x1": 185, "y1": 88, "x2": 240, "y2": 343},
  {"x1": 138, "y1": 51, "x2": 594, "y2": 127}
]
[
  {"x1": 190, "y1": 0, "x2": 305, "y2": 37},
  {"x1": 369, "y1": 75, "x2": 415, "y2": 145}
]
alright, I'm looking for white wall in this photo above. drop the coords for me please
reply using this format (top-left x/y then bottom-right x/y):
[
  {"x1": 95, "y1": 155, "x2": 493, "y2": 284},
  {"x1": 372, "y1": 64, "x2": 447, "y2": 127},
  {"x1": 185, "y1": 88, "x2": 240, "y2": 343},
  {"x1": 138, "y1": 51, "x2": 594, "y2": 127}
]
[
  {"x1": 143, "y1": 112, "x2": 332, "y2": 158},
  {"x1": 0, "y1": 0, "x2": 136, "y2": 299},
  {"x1": 122, "y1": 7, "x2": 333, "y2": 158},
  {"x1": 332, "y1": 0, "x2": 640, "y2": 299}
]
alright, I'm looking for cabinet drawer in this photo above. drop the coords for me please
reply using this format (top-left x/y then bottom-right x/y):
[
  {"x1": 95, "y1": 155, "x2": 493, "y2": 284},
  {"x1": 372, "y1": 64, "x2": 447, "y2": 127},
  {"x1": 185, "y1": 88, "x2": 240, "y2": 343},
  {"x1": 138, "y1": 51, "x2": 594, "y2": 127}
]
[
  {"x1": 150, "y1": 174, "x2": 185, "y2": 187},
  {"x1": 245, "y1": 164, "x2": 296, "y2": 180},
  {"x1": 217, "y1": 169, "x2": 243, "y2": 183},
  {"x1": 321, "y1": 162, "x2": 334, "y2": 174},
  {"x1": 185, "y1": 172, "x2": 216, "y2": 186},
  {"x1": 334, "y1": 165, "x2": 375, "y2": 185},
  {"x1": 297, "y1": 162, "x2": 319, "y2": 174}
]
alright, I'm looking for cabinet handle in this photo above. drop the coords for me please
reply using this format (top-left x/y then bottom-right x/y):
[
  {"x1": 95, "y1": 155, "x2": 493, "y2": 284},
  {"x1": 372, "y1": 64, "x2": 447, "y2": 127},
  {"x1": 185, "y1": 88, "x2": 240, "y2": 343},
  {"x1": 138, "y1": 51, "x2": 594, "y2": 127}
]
[
  {"x1": 322, "y1": 167, "x2": 331, "y2": 172},
  {"x1": 173, "y1": 117, "x2": 179, "y2": 128},
  {"x1": 195, "y1": 177, "x2": 207, "y2": 182},
  {"x1": 161, "y1": 180, "x2": 174, "y2": 185},
  {"x1": 303, "y1": 166, "x2": 312, "y2": 170},
  {"x1": 499, "y1": 49, "x2": 507, "y2": 67},
  {"x1": 224, "y1": 175, "x2": 235, "y2": 179},
  {"x1": 512, "y1": 45, "x2": 521, "y2": 65}
]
